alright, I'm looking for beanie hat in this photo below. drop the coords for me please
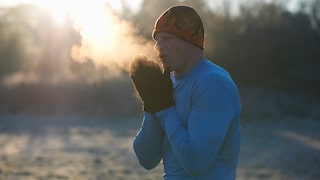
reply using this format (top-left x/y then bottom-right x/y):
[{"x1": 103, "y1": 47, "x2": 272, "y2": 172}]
[{"x1": 152, "y1": 6, "x2": 204, "y2": 50}]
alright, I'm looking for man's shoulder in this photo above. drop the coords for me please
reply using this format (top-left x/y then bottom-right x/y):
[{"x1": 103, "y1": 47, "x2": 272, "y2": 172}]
[
  {"x1": 194, "y1": 60, "x2": 239, "y2": 93},
  {"x1": 197, "y1": 60, "x2": 232, "y2": 83}
]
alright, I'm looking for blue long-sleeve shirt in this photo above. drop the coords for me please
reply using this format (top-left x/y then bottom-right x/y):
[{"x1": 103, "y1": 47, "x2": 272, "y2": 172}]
[{"x1": 133, "y1": 58, "x2": 242, "y2": 180}]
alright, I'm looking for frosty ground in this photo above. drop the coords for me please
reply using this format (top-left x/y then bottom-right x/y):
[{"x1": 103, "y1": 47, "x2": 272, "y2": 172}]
[{"x1": 0, "y1": 113, "x2": 319, "y2": 180}]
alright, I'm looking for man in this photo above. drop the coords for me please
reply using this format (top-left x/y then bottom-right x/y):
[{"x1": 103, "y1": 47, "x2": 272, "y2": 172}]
[{"x1": 129, "y1": 5, "x2": 242, "y2": 180}]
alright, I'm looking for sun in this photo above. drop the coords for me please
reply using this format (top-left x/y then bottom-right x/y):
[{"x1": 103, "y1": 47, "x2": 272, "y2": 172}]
[
  {"x1": 106, "y1": 0, "x2": 122, "y2": 11},
  {"x1": 1, "y1": 0, "x2": 142, "y2": 25},
  {"x1": 38, "y1": 0, "x2": 119, "y2": 51},
  {"x1": 49, "y1": 8, "x2": 67, "y2": 25},
  {"x1": 4, "y1": 0, "x2": 118, "y2": 25},
  {"x1": 15, "y1": 0, "x2": 121, "y2": 44},
  {"x1": 44, "y1": 0, "x2": 123, "y2": 24}
]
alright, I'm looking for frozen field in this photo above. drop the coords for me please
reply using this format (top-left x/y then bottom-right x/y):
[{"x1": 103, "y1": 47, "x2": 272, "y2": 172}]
[{"x1": 0, "y1": 114, "x2": 319, "y2": 180}]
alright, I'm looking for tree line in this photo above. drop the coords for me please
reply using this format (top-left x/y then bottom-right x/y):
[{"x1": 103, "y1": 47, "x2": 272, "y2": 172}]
[{"x1": 0, "y1": 0, "x2": 319, "y2": 115}]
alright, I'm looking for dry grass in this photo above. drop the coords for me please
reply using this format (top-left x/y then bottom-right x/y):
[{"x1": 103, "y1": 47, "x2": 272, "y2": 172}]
[{"x1": 0, "y1": 114, "x2": 319, "y2": 180}]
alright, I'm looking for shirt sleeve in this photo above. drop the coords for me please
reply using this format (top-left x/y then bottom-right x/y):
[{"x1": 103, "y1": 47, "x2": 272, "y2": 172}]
[
  {"x1": 156, "y1": 75, "x2": 238, "y2": 175},
  {"x1": 133, "y1": 112, "x2": 164, "y2": 170}
]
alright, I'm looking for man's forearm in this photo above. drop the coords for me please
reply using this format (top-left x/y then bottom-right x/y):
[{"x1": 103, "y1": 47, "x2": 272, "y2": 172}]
[{"x1": 133, "y1": 112, "x2": 164, "y2": 170}]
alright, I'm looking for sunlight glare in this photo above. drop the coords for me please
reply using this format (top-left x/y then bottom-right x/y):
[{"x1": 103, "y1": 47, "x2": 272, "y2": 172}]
[
  {"x1": 3, "y1": 0, "x2": 155, "y2": 75},
  {"x1": 21, "y1": 0, "x2": 70, "y2": 25},
  {"x1": 106, "y1": 0, "x2": 122, "y2": 11},
  {"x1": 14, "y1": 0, "x2": 127, "y2": 65},
  {"x1": 68, "y1": 0, "x2": 128, "y2": 66},
  {"x1": 51, "y1": 9, "x2": 67, "y2": 25}
]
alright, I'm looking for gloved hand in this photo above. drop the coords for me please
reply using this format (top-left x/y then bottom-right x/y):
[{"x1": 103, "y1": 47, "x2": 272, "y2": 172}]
[{"x1": 129, "y1": 55, "x2": 175, "y2": 113}]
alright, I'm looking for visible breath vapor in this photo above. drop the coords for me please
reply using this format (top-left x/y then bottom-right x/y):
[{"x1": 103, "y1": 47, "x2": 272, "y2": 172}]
[
  {"x1": 70, "y1": 7, "x2": 157, "y2": 76},
  {"x1": 2, "y1": 2, "x2": 157, "y2": 87}
]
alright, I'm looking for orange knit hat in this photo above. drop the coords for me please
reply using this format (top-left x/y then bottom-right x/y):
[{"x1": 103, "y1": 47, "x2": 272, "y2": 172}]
[{"x1": 152, "y1": 6, "x2": 204, "y2": 50}]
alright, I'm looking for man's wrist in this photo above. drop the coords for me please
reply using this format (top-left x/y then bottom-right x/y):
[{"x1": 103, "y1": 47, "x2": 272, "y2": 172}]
[{"x1": 155, "y1": 106, "x2": 175, "y2": 127}]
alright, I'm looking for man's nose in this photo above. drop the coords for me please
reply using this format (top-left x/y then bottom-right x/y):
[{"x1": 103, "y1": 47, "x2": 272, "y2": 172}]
[{"x1": 154, "y1": 40, "x2": 163, "y2": 51}]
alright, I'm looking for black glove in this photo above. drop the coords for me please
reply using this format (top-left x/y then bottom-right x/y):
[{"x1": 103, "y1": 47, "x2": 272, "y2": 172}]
[{"x1": 129, "y1": 55, "x2": 175, "y2": 113}]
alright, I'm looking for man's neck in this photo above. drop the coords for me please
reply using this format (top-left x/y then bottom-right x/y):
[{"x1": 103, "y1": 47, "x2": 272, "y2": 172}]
[{"x1": 174, "y1": 51, "x2": 204, "y2": 77}]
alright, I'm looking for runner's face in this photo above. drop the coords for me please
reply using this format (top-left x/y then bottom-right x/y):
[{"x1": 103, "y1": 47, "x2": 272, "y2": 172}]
[{"x1": 154, "y1": 32, "x2": 190, "y2": 73}]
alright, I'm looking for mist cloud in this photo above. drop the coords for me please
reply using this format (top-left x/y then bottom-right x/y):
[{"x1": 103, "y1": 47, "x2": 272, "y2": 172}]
[
  {"x1": 1, "y1": 3, "x2": 158, "y2": 87},
  {"x1": 70, "y1": 7, "x2": 157, "y2": 76}
]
